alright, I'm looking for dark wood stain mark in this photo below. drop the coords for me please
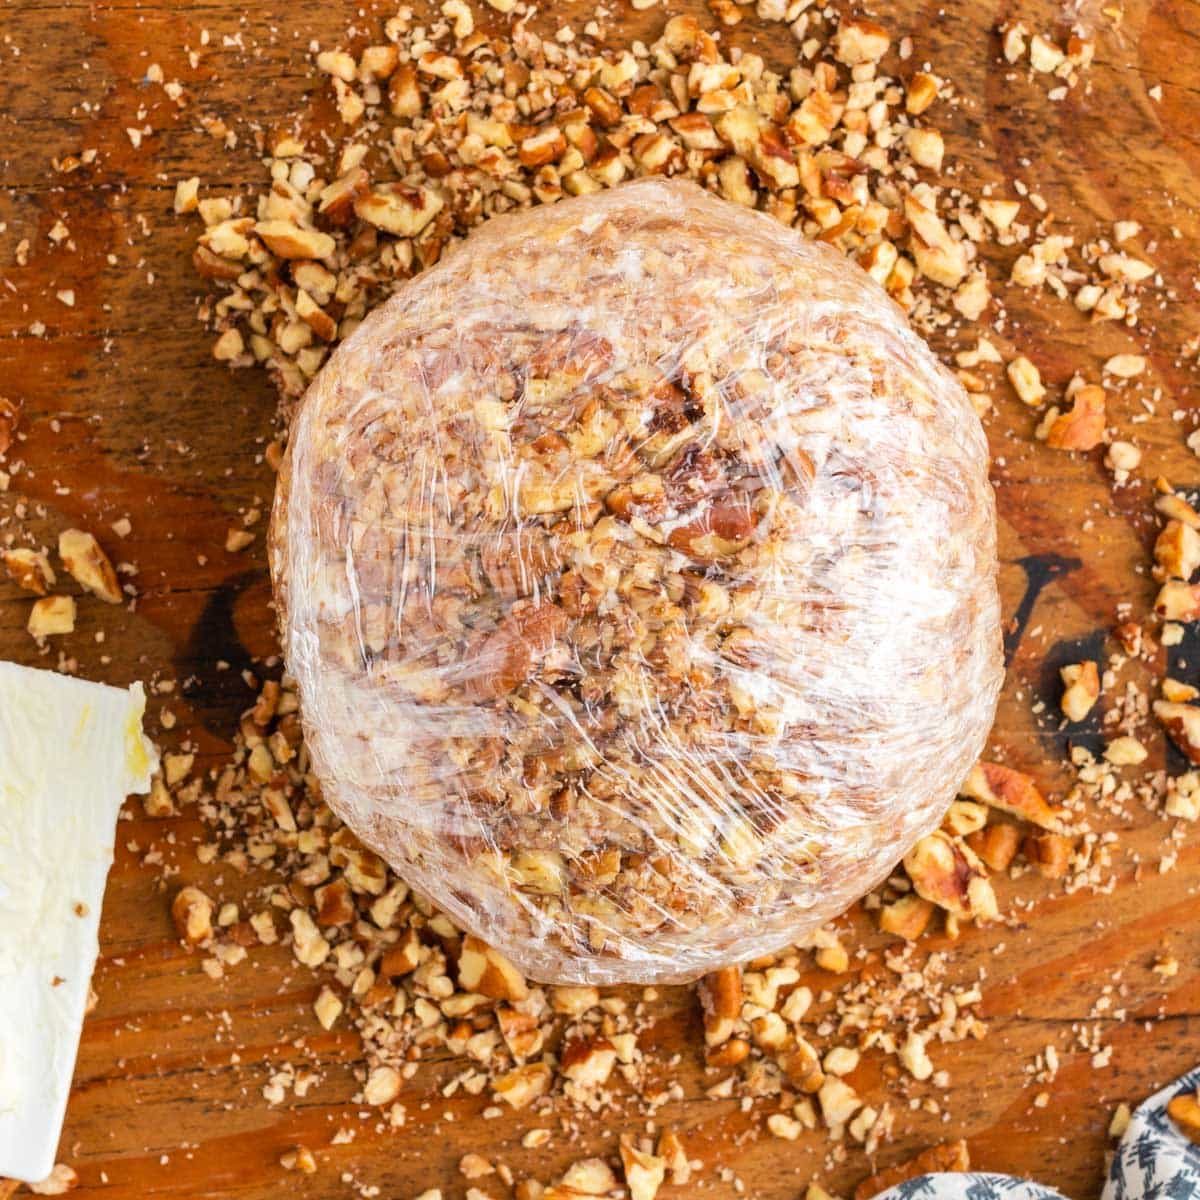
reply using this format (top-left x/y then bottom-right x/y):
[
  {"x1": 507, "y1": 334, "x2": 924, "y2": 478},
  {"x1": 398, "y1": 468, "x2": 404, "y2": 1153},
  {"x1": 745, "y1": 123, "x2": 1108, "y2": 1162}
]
[{"x1": 1003, "y1": 553, "x2": 1083, "y2": 666}]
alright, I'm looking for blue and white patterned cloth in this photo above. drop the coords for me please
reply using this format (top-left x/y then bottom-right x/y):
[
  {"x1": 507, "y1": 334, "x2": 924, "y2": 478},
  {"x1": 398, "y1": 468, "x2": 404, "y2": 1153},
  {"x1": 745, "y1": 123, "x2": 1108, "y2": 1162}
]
[{"x1": 876, "y1": 1068, "x2": 1200, "y2": 1200}]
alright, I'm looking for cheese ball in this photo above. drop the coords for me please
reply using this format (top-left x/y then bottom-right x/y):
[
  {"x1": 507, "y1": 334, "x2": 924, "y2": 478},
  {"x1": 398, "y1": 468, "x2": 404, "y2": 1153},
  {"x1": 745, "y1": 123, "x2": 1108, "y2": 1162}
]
[{"x1": 271, "y1": 179, "x2": 1002, "y2": 984}]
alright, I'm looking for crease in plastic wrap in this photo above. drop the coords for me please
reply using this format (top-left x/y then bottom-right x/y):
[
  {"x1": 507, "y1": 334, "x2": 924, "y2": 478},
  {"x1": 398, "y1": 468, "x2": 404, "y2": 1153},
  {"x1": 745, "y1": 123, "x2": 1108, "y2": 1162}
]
[{"x1": 270, "y1": 178, "x2": 1003, "y2": 985}]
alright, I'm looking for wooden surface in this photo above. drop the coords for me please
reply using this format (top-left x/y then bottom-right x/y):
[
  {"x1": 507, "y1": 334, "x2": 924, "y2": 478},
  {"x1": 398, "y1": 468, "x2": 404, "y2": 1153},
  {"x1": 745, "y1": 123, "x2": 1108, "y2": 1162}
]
[{"x1": 2, "y1": 0, "x2": 1199, "y2": 1197}]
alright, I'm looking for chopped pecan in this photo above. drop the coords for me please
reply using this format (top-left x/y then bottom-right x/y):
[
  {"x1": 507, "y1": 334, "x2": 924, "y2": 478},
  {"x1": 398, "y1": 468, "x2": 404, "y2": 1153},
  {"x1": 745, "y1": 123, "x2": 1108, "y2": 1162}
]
[
  {"x1": 659, "y1": 15, "x2": 718, "y2": 63},
  {"x1": 1045, "y1": 385, "x2": 1106, "y2": 451},
  {"x1": 296, "y1": 289, "x2": 337, "y2": 342},
  {"x1": 494, "y1": 1061, "x2": 552, "y2": 1109},
  {"x1": 550, "y1": 1159, "x2": 619, "y2": 1198},
  {"x1": 1167, "y1": 1093, "x2": 1200, "y2": 1145},
  {"x1": 583, "y1": 87, "x2": 622, "y2": 127},
  {"x1": 877, "y1": 894, "x2": 934, "y2": 940},
  {"x1": 1060, "y1": 661, "x2": 1100, "y2": 722},
  {"x1": 1104, "y1": 736, "x2": 1147, "y2": 766},
  {"x1": 254, "y1": 220, "x2": 336, "y2": 261},
  {"x1": 1155, "y1": 521, "x2": 1200, "y2": 582},
  {"x1": 943, "y1": 799, "x2": 987, "y2": 837},
  {"x1": 172, "y1": 885, "x2": 215, "y2": 945},
  {"x1": 1024, "y1": 832, "x2": 1073, "y2": 878},
  {"x1": 833, "y1": 16, "x2": 891, "y2": 64},
  {"x1": 59, "y1": 528, "x2": 122, "y2": 603},
  {"x1": 388, "y1": 62, "x2": 422, "y2": 117},
  {"x1": 518, "y1": 126, "x2": 567, "y2": 167},
  {"x1": 315, "y1": 877, "x2": 356, "y2": 926},
  {"x1": 705, "y1": 1037, "x2": 750, "y2": 1067},
  {"x1": 854, "y1": 1141, "x2": 970, "y2": 1200},
  {"x1": 193, "y1": 244, "x2": 243, "y2": 281},
  {"x1": 657, "y1": 1129, "x2": 690, "y2": 1186},
  {"x1": 355, "y1": 184, "x2": 444, "y2": 236},
  {"x1": 1155, "y1": 581, "x2": 1200, "y2": 621},
  {"x1": 457, "y1": 934, "x2": 528, "y2": 1000},
  {"x1": 903, "y1": 831, "x2": 997, "y2": 921},
  {"x1": 906, "y1": 72, "x2": 940, "y2": 114},
  {"x1": 960, "y1": 762, "x2": 1060, "y2": 829},
  {"x1": 1156, "y1": 492, "x2": 1200, "y2": 529},
  {"x1": 619, "y1": 1135, "x2": 665, "y2": 1200},
  {"x1": 707, "y1": 0, "x2": 743, "y2": 26},
  {"x1": 780, "y1": 1036, "x2": 825, "y2": 1093},
  {"x1": 966, "y1": 822, "x2": 1021, "y2": 872},
  {"x1": 314, "y1": 987, "x2": 344, "y2": 1030},
  {"x1": 318, "y1": 167, "x2": 370, "y2": 226},
  {"x1": 497, "y1": 1006, "x2": 544, "y2": 1058},
  {"x1": 561, "y1": 1037, "x2": 617, "y2": 1088},
  {"x1": 1163, "y1": 678, "x2": 1199, "y2": 703},
  {"x1": 27, "y1": 595, "x2": 76, "y2": 638},
  {"x1": 1006, "y1": 356, "x2": 1045, "y2": 406},
  {"x1": 818, "y1": 1076, "x2": 862, "y2": 1127},
  {"x1": 359, "y1": 44, "x2": 399, "y2": 80},
  {"x1": 698, "y1": 965, "x2": 742, "y2": 1045},
  {"x1": 363, "y1": 1065, "x2": 401, "y2": 1106},
  {"x1": 1155, "y1": 700, "x2": 1200, "y2": 763},
  {"x1": 905, "y1": 190, "x2": 967, "y2": 286},
  {"x1": 2, "y1": 547, "x2": 55, "y2": 595}
]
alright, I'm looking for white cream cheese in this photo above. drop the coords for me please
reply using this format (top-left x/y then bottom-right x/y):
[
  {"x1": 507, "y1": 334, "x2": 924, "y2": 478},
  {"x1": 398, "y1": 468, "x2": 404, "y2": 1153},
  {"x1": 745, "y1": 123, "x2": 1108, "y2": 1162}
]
[{"x1": 0, "y1": 661, "x2": 156, "y2": 1183}]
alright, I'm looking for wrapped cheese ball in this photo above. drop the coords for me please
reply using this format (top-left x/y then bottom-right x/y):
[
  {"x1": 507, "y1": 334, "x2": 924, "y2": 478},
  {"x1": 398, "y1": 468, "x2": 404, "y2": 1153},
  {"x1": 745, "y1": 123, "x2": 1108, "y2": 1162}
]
[{"x1": 271, "y1": 178, "x2": 1003, "y2": 984}]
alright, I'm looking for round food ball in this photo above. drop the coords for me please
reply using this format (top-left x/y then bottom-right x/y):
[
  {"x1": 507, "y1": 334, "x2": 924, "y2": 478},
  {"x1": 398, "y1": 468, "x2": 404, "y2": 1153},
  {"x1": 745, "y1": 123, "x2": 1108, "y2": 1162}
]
[{"x1": 270, "y1": 178, "x2": 1002, "y2": 985}]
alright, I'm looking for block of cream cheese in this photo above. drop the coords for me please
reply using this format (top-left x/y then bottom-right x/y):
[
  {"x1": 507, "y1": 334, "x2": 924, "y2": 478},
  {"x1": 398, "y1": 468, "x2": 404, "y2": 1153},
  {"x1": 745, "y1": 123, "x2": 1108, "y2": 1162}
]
[{"x1": 0, "y1": 661, "x2": 156, "y2": 1183}]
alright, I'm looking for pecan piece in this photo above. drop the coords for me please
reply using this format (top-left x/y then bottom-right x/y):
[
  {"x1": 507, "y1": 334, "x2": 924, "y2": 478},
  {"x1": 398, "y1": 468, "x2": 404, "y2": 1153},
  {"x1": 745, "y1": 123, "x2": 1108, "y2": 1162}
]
[
  {"x1": 779, "y1": 1036, "x2": 825, "y2": 1093},
  {"x1": 457, "y1": 934, "x2": 528, "y2": 1000},
  {"x1": 619, "y1": 1134, "x2": 666, "y2": 1200},
  {"x1": 28, "y1": 595, "x2": 76, "y2": 638},
  {"x1": 1060, "y1": 661, "x2": 1100, "y2": 722},
  {"x1": 254, "y1": 220, "x2": 336, "y2": 261},
  {"x1": 493, "y1": 1061, "x2": 552, "y2": 1109},
  {"x1": 497, "y1": 1006, "x2": 544, "y2": 1059},
  {"x1": 833, "y1": 15, "x2": 891, "y2": 65},
  {"x1": 380, "y1": 927, "x2": 422, "y2": 977},
  {"x1": 667, "y1": 499, "x2": 756, "y2": 560},
  {"x1": 388, "y1": 63, "x2": 422, "y2": 117},
  {"x1": 697, "y1": 964, "x2": 742, "y2": 1046},
  {"x1": 1154, "y1": 700, "x2": 1200, "y2": 763},
  {"x1": 59, "y1": 528, "x2": 122, "y2": 603},
  {"x1": 1155, "y1": 520, "x2": 1200, "y2": 582},
  {"x1": 193, "y1": 244, "x2": 243, "y2": 281},
  {"x1": 657, "y1": 1129, "x2": 690, "y2": 1186},
  {"x1": 1156, "y1": 581, "x2": 1200, "y2": 621},
  {"x1": 461, "y1": 602, "x2": 568, "y2": 701},
  {"x1": 1024, "y1": 832, "x2": 1073, "y2": 878},
  {"x1": 966, "y1": 823, "x2": 1021, "y2": 872},
  {"x1": 171, "y1": 885, "x2": 215, "y2": 945},
  {"x1": 561, "y1": 1037, "x2": 617, "y2": 1088},
  {"x1": 2, "y1": 547, "x2": 55, "y2": 595},
  {"x1": 705, "y1": 1037, "x2": 750, "y2": 1067},
  {"x1": 903, "y1": 831, "x2": 997, "y2": 921},
  {"x1": 354, "y1": 184, "x2": 444, "y2": 236},
  {"x1": 904, "y1": 190, "x2": 967, "y2": 286},
  {"x1": 318, "y1": 167, "x2": 370, "y2": 226},
  {"x1": 877, "y1": 894, "x2": 934, "y2": 940},
  {"x1": 854, "y1": 1141, "x2": 970, "y2": 1200},
  {"x1": 1045, "y1": 385, "x2": 1106, "y2": 451},
  {"x1": 1167, "y1": 1093, "x2": 1200, "y2": 1145},
  {"x1": 960, "y1": 762, "x2": 1060, "y2": 829}
]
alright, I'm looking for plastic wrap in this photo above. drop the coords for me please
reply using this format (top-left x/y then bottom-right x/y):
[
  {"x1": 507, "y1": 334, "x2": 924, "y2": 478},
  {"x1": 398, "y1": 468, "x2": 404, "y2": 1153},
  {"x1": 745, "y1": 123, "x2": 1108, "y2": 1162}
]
[{"x1": 270, "y1": 178, "x2": 1003, "y2": 985}]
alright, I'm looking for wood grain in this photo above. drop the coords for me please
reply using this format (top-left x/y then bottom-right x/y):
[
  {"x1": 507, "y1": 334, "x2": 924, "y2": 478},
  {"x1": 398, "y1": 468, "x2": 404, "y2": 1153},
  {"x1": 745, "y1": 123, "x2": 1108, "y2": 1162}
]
[{"x1": 1, "y1": 0, "x2": 1199, "y2": 1197}]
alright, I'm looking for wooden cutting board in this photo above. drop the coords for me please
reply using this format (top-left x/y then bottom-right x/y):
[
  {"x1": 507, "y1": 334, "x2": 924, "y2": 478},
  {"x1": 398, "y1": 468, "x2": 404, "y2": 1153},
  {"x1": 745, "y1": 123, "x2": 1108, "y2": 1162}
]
[{"x1": 1, "y1": 0, "x2": 1198, "y2": 1196}]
